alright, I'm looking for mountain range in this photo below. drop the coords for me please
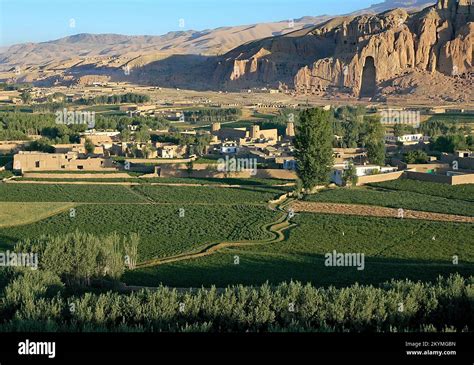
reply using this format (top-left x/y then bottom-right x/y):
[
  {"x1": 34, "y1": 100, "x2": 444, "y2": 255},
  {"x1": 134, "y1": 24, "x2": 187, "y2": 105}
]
[{"x1": 3, "y1": 0, "x2": 472, "y2": 103}]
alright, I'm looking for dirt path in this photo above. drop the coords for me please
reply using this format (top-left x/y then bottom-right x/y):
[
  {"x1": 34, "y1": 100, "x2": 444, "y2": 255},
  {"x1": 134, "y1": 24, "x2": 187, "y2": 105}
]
[
  {"x1": 137, "y1": 196, "x2": 295, "y2": 268},
  {"x1": 291, "y1": 201, "x2": 474, "y2": 223}
]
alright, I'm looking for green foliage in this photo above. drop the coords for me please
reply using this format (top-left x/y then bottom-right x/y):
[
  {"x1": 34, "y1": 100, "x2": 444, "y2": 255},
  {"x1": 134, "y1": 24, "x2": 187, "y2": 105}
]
[
  {"x1": 20, "y1": 90, "x2": 32, "y2": 104},
  {"x1": 370, "y1": 179, "x2": 474, "y2": 202},
  {"x1": 342, "y1": 162, "x2": 358, "y2": 187},
  {"x1": 403, "y1": 150, "x2": 429, "y2": 164},
  {"x1": 363, "y1": 118, "x2": 385, "y2": 165},
  {"x1": 183, "y1": 108, "x2": 242, "y2": 124},
  {"x1": 420, "y1": 119, "x2": 465, "y2": 138},
  {"x1": 304, "y1": 186, "x2": 474, "y2": 216},
  {"x1": 25, "y1": 138, "x2": 55, "y2": 153},
  {"x1": 1, "y1": 274, "x2": 472, "y2": 332},
  {"x1": 393, "y1": 123, "x2": 416, "y2": 137},
  {"x1": 432, "y1": 134, "x2": 468, "y2": 153},
  {"x1": 77, "y1": 93, "x2": 150, "y2": 105},
  {"x1": 84, "y1": 138, "x2": 95, "y2": 155},
  {"x1": 294, "y1": 108, "x2": 334, "y2": 190}
]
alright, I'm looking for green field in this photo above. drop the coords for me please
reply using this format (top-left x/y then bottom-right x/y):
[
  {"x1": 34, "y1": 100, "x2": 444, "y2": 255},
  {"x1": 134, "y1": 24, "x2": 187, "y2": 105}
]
[
  {"x1": 304, "y1": 185, "x2": 474, "y2": 217},
  {"x1": 370, "y1": 179, "x2": 474, "y2": 202},
  {"x1": 0, "y1": 184, "x2": 147, "y2": 203},
  {"x1": 124, "y1": 213, "x2": 474, "y2": 287},
  {"x1": 0, "y1": 203, "x2": 278, "y2": 259},
  {"x1": 0, "y1": 183, "x2": 286, "y2": 203},
  {"x1": 1, "y1": 180, "x2": 473, "y2": 289},
  {"x1": 0, "y1": 183, "x2": 280, "y2": 258},
  {"x1": 427, "y1": 113, "x2": 474, "y2": 124}
]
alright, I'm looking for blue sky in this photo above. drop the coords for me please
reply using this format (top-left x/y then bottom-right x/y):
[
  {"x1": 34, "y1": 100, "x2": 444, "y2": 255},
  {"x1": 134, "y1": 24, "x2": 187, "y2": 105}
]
[{"x1": 0, "y1": 0, "x2": 378, "y2": 46}]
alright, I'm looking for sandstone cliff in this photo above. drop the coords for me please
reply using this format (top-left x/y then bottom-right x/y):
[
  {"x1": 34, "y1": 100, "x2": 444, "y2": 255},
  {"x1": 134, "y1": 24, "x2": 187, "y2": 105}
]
[{"x1": 214, "y1": 0, "x2": 473, "y2": 98}]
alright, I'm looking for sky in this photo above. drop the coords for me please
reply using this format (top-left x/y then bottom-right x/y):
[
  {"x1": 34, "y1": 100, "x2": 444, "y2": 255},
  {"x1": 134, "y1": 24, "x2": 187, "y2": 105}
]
[{"x1": 0, "y1": 0, "x2": 379, "y2": 46}]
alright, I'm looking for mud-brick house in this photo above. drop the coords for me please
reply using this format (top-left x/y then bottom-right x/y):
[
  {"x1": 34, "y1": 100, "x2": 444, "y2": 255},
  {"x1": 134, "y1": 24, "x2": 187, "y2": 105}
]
[{"x1": 13, "y1": 151, "x2": 115, "y2": 173}]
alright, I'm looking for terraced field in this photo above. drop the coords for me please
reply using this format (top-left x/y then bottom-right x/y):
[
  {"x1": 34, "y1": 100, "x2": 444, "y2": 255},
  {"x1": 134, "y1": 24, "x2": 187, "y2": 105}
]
[
  {"x1": 0, "y1": 183, "x2": 280, "y2": 258},
  {"x1": 1, "y1": 180, "x2": 473, "y2": 289},
  {"x1": 0, "y1": 184, "x2": 147, "y2": 203},
  {"x1": 124, "y1": 213, "x2": 474, "y2": 287},
  {"x1": 369, "y1": 179, "x2": 474, "y2": 202},
  {"x1": 304, "y1": 185, "x2": 474, "y2": 217},
  {"x1": 0, "y1": 202, "x2": 75, "y2": 228}
]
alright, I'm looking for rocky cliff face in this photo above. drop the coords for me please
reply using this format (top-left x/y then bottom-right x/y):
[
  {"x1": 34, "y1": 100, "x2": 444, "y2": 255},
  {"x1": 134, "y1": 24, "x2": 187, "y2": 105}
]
[{"x1": 215, "y1": 0, "x2": 473, "y2": 97}]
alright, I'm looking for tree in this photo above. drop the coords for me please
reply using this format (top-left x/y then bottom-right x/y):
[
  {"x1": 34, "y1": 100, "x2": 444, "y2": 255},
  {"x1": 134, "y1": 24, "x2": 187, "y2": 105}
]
[
  {"x1": 25, "y1": 139, "x2": 55, "y2": 153},
  {"x1": 135, "y1": 126, "x2": 150, "y2": 143},
  {"x1": 120, "y1": 129, "x2": 132, "y2": 142},
  {"x1": 20, "y1": 90, "x2": 32, "y2": 104},
  {"x1": 84, "y1": 138, "x2": 95, "y2": 155},
  {"x1": 342, "y1": 161, "x2": 358, "y2": 187},
  {"x1": 294, "y1": 108, "x2": 334, "y2": 191},
  {"x1": 363, "y1": 118, "x2": 385, "y2": 166},
  {"x1": 186, "y1": 160, "x2": 194, "y2": 177},
  {"x1": 123, "y1": 233, "x2": 139, "y2": 270},
  {"x1": 404, "y1": 150, "x2": 429, "y2": 164},
  {"x1": 393, "y1": 123, "x2": 415, "y2": 137},
  {"x1": 432, "y1": 134, "x2": 467, "y2": 153}
]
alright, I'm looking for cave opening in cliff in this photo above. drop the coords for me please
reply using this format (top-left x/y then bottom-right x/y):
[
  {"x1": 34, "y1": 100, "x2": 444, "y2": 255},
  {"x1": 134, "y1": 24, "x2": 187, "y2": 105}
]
[{"x1": 359, "y1": 56, "x2": 377, "y2": 98}]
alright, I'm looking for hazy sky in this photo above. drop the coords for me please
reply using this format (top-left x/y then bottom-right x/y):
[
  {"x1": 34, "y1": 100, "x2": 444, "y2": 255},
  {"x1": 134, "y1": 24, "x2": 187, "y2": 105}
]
[{"x1": 0, "y1": 0, "x2": 378, "y2": 46}]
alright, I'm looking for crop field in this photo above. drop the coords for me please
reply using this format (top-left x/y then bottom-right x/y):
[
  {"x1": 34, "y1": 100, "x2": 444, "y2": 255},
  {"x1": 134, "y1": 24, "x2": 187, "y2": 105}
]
[
  {"x1": 133, "y1": 185, "x2": 285, "y2": 204},
  {"x1": 0, "y1": 202, "x2": 75, "y2": 228},
  {"x1": 1, "y1": 181, "x2": 473, "y2": 289},
  {"x1": 124, "y1": 213, "x2": 474, "y2": 287},
  {"x1": 0, "y1": 183, "x2": 280, "y2": 258},
  {"x1": 0, "y1": 183, "x2": 286, "y2": 204},
  {"x1": 0, "y1": 184, "x2": 147, "y2": 203},
  {"x1": 304, "y1": 186, "x2": 474, "y2": 217},
  {"x1": 370, "y1": 179, "x2": 474, "y2": 202}
]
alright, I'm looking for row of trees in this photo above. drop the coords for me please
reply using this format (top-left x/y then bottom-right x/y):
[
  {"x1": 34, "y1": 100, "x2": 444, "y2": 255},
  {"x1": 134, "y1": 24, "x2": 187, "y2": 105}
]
[
  {"x1": 183, "y1": 108, "x2": 242, "y2": 124},
  {"x1": 77, "y1": 93, "x2": 150, "y2": 105},
  {"x1": 0, "y1": 268, "x2": 471, "y2": 332},
  {"x1": 0, "y1": 112, "x2": 87, "y2": 143},
  {"x1": 14, "y1": 230, "x2": 139, "y2": 287}
]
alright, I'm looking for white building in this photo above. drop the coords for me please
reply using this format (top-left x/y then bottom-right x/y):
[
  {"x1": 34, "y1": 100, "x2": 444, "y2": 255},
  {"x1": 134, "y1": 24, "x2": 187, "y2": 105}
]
[
  {"x1": 219, "y1": 141, "x2": 239, "y2": 154},
  {"x1": 385, "y1": 133, "x2": 427, "y2": 144},
  {"x1": 331, "y1": 163, "x2": 398, "y2": 186}
]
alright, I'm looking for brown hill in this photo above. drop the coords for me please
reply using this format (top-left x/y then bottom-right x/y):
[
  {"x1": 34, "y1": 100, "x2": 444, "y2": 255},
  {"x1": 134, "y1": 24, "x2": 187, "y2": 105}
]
[{"x1": 0, "y1": 0, "x2": 438, "y2": 92}]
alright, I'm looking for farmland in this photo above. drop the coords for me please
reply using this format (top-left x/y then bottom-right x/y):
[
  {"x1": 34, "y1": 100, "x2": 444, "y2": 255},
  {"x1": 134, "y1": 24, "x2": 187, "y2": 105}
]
[
  {"x1": 0, "y1": 183, "x2": 286, "y2": 204},
  {"x1": 124, "y1": 213, "x2": 474, "y2": 287},
  {"x1": 0, "y1": 183, "x2": 280, "y2": 258},
  {"x1": 16, "y1": 176, "x2": 293, "y2": 187},
  {"x1": 0, "y1": 180, "x2": 473, "y2": 289},
  {"x1": 0, "y1": 202, "x2": 74, "y2": 228},
  {"x1": 369, "y1": 179, "x2": 474, "y2": 202},
  {"x1": 304, "y1": 185, "x2": 474, "y2": 217},
  {"x1": 0, "y1": 184, "x2": 147, "y2": 203}
]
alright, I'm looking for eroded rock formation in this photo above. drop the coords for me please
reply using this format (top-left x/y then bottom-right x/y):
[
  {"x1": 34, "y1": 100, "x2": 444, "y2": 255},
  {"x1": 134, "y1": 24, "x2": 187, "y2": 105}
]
[{"x1": 214, "y1": 0, "x2": 473, "y2": 98}]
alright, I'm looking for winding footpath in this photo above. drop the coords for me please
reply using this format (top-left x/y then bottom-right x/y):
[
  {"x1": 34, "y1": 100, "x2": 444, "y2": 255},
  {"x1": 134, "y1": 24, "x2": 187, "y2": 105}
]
[{"x1": 136, "y1": 194, "x2": 296, "y2": 268}]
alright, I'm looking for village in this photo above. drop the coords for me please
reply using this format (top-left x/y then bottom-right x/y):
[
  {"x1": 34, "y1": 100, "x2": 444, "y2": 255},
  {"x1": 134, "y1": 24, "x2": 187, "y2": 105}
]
[{"x1": 2, "y1": 102, "x2": 474, "y2": 186}]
